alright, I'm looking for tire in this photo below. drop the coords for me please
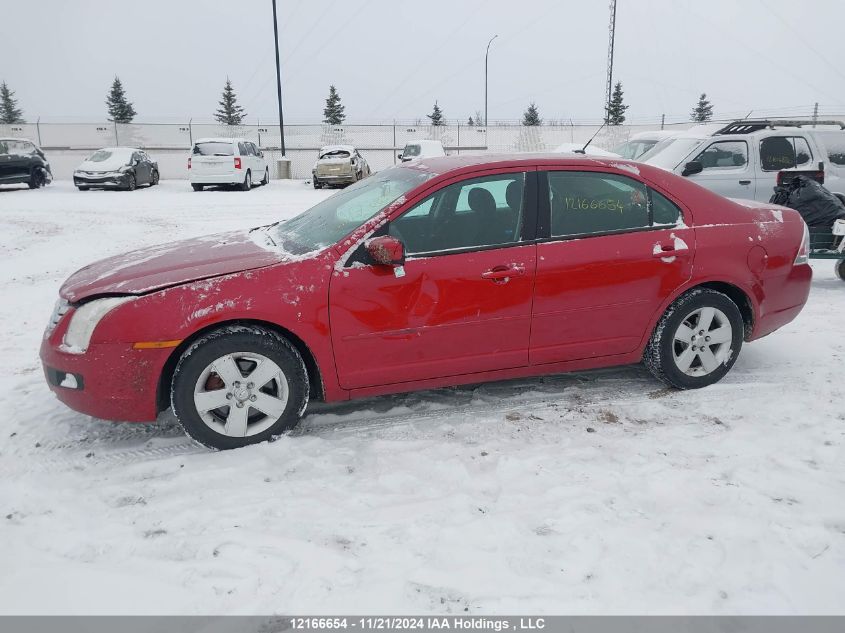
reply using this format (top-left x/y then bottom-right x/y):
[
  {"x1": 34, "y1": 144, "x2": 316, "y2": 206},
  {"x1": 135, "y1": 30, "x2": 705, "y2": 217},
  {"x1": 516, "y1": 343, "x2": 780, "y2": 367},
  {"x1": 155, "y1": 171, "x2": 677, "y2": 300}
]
[
  {"x1": 77, "y1": 186, "x2": 89, "y2": 192},
  {"x1": 261, "y1": 168, "x2": 269, "y2": 186},
  {"x1": 240, "y1": 170, "x2": 252, "y2": 191},
  {"x1": 192, "y1": 183, "x2": 204, "y2": 192},
  {"x1": 28, "y1": 168, "x2": 46, "y2": 189},
  {"x1": 150, "y1": 169, "x2": 159, "y2": 186},
  {"x1": 171, "y1": 325, "x2": 309, "y2": 450},
  {"x1": 125, "y1": 173, "x2": 136, "y2": 191},
  {"x1": 643, "y1": 288, "x2": 744, "y2": 390},
  {"x1": 313, "y1": 179, "x2": 321, "y2": 189},
  {"x1": 836, "y1": 258, "x2": 845, "y2": 282}
]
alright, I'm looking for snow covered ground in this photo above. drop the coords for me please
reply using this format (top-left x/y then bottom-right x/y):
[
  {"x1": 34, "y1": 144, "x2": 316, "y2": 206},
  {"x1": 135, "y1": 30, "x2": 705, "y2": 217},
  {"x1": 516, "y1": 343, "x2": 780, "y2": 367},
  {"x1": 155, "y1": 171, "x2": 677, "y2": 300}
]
[{"x1": 0, "y1": 180, "x2": 843, "y2": 615}]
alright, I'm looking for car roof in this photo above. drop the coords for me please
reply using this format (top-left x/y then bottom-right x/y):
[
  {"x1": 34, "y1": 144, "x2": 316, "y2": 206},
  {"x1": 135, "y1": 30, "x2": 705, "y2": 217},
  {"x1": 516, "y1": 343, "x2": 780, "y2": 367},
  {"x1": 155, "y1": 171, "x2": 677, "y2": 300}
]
[
  {"x1": 319, "y1": 144, "x2": 355, "y2": 153},
  {"x1": 410, "y1": 153, "x2": 647, "y2": 176}
]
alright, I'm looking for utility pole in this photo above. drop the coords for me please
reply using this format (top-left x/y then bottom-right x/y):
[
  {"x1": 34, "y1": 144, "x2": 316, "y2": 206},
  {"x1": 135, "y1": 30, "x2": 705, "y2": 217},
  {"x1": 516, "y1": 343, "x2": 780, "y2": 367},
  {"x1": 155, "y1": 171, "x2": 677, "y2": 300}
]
[
  {"x1": 661, "y1": 113, "x2": 665, "y2": 130},
  {"x1": 604, "y1": 0, "x2": 617, "y2": 124},
  {"x1": 485, "y1": 34, "x2": 498, "y2": 129},
  {"x1": 812, "y1": 102, "x2": 819, "y2": 127},
  {"x1": 271, "y1": 0, "x2": 286, "y2": 155}
]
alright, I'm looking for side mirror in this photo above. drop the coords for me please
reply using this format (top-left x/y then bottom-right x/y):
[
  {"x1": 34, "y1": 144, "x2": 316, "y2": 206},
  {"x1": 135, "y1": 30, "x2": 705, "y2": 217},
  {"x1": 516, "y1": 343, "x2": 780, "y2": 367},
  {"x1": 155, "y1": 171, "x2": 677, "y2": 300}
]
[
  {"x1": 397, "y1": 153, "x2": 403, "y2": 160},
  {"x1": 682, "y1": 161, "x2": 703, "y2": 177},
  {"x1": 366, "y1": 235, "x2": 405, "y2": 267}
]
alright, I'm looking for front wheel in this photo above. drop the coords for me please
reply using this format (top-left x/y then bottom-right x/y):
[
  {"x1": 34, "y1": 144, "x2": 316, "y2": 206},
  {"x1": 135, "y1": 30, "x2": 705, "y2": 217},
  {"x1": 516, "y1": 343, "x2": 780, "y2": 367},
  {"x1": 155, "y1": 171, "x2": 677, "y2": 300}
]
[
  {"x1": 643, "y1": 288, "x2": 744, "y2": 389},
  {"x1": 171, "y1": 326, "x2": 309, "y2": 450},
  {"x1": 28, "y1": 168, "x2": 46, "y2": 189},
  {"x1": 150, "y1": 169, "x2": 159, "y2": 186},
  {"x1": 125, "y1": 173, "x2": 136, "y2": 191},
  {"x1": 835, "y1": 258, "x2": 845, "y2": 282}
]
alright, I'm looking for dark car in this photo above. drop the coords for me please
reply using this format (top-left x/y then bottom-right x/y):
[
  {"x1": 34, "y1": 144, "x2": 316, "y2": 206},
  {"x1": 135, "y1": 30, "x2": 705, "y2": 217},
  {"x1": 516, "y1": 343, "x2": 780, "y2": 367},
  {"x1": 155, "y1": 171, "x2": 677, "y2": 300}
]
[
  {"x1": 0, "y1": 138, "x2": 52, "y2": 189},
  {"x1": 73, "y1": 147, "x2": 159, "y2": 191}
]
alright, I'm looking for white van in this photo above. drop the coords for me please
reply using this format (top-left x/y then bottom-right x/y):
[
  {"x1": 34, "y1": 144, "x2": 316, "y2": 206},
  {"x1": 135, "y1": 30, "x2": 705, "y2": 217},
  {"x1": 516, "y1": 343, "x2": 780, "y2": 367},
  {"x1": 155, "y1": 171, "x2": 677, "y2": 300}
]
[
  {"x1": 188, "y1": 137, "x2": 269, "y2": 191},
  {"x1": 398, "y1": 139, "x2": 446, "y2": 162}
]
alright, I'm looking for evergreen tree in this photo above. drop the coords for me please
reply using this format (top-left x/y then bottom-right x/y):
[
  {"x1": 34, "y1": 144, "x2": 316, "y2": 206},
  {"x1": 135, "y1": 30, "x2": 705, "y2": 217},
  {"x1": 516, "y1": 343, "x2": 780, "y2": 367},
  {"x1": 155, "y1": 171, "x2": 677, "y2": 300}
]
[
  {"x1": 214, "y1": 77, "x2": 246, "y2": 126},
  {"x1": 522, "y1": 102, "x2": 541, "y2": 126},
  {"x1": 605, "y1": 82, "x2": 628, "y2": 125},
  {"x1": 322, "y1": 85, "x2": 346, "y2": 125},
  {"x1": 427, "y1": 101, "x2": 444, "y2": 126},
  {"x1": 691, "y1": 93, "x2": 714, "y2": 122},
  {"x1": 0, "y1": 81, "x2": 24, "y2": 124},
  {"x1": 467, "y1": 116, "x2": 475, "y2": 126},
  {"x1": 105, "y1": 76, "x2": 136, "y2": 123}
]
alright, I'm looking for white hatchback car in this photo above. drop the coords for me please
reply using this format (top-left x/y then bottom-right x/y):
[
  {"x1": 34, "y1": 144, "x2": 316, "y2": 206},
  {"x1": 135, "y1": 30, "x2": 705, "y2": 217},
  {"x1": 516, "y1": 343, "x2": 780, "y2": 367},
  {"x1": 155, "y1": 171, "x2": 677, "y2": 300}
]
[{"x1": 188, "y1": 137, "x2": 268, "y2": 191}]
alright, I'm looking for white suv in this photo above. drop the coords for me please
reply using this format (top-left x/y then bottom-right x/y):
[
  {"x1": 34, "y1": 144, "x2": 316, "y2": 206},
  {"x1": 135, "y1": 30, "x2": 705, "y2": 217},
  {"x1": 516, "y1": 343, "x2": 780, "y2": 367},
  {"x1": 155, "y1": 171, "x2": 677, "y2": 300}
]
[
  {"x1": 640, "y1": 120, "x2": 845, "y2": 201},
  {"x1": 188, "y1": 137, "x2": 269, "y2": 191}
]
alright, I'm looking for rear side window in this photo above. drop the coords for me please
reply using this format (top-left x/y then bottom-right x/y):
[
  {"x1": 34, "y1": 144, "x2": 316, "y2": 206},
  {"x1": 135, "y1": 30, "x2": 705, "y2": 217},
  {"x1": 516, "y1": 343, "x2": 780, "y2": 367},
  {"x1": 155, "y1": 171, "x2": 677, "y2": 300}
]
[
  {"x1": 548, "y1": 172, "x2": 649, "y2": 236},
  {"x1": 760, "y1": 136, "x2": 813, "y2": 171},
  {"x1": 817, "y1": 132, "x2": 845, "y2": 165},
  {"x1": 651, "y1": 190, "x2": 681, "y2": 225},
  {"x1": 193, "y1": 142, "x2": 234, "y2": 156},
  {"x1": 693, "y1": 140, "x2": 748, "y2": 170}
]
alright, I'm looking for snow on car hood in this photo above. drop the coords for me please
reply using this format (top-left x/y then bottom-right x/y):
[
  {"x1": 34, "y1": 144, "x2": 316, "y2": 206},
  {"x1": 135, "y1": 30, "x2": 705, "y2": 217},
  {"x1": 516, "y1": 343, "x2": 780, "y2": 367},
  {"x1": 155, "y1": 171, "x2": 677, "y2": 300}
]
[{"x1": 60, "y1": 231, "x2": 284, "y2": 302}]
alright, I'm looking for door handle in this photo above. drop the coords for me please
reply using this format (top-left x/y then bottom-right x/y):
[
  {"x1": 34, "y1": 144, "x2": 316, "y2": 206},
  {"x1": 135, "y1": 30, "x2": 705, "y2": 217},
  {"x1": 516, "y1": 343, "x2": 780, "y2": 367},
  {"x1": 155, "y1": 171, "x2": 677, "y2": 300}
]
[
  {"x1": 481, "y1": 264, "x2": 524, "y2": 282},
  {"x1": 652, "y1": 245, "x2": 690, "y2": 258},
  {"x1": 739, "y1": 180, "x2": 751, "y2": 185}
]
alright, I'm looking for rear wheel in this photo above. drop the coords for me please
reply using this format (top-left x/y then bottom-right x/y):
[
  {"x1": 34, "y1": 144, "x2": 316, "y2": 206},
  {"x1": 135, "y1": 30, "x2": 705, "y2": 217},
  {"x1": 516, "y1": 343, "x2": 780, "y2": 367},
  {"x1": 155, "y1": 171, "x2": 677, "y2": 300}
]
[
  {"x1": 835, "y1": 258, "x2": 845, "y2": 282},
  {"x1": 191, "y1": 183, "x2": 204, "y2": 192},
  {"x1": 240, "y1": 170, "x2": 252, "y2": 191},
  {"x1": 261, "y1": 168, "x2": 269, "y2": 185},
  {"x1": 643, "y1": 288, "x2": 744, "y2": 389},
  {"x1": 171, "y1": 326, "x2": 309, "y2": 450}
]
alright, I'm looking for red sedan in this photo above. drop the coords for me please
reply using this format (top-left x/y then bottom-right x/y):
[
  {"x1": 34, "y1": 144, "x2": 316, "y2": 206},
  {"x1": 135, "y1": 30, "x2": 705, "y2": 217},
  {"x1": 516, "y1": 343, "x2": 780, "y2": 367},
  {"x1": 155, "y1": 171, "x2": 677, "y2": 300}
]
[{"x1": 41, "y1": 155, "x2": 812, "y2": 449}]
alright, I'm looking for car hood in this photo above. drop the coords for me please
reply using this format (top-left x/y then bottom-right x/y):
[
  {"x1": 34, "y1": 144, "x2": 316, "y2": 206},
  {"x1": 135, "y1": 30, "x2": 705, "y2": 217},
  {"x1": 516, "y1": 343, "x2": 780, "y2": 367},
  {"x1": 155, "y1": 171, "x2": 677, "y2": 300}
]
[
  {"x1": 61, "y1": 230, "x2": 283, "y2": 302},
  {"x1": 77, "y1": 157, "x2": 131, "y2": 172}
]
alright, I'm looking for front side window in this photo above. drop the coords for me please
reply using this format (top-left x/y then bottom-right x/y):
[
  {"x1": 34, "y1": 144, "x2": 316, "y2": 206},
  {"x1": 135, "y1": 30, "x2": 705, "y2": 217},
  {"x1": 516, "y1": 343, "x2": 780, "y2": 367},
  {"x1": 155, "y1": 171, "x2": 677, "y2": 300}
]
[
  {"x1": 403, "y1": 144, "x2": 421, "y2": 158},
  {"x1": 693, "y1": 140, "x2": 748, "y2": 170},
  {"x1": 390, "y1": 172, "x2": 526, "y2": 255},
  {"x1": 273, "y1": 167, "x2": 435, "y2": 255},
  {"x1": 549, "y1": 171, "x2": 650, "y2": 236}
]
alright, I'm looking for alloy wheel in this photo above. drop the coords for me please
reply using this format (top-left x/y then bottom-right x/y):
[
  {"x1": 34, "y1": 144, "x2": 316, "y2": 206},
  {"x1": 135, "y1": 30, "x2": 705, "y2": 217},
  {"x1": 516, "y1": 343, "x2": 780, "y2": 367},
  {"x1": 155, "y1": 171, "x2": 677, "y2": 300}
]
[{"x1": 672, "y1": 306, "x2": 733, "y2": 377}]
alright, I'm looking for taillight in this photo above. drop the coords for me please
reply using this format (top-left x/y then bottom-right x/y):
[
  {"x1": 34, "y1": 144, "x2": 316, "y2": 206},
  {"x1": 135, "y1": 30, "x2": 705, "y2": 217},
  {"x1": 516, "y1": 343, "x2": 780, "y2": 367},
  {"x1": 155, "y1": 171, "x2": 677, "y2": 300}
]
[
  {"x1": 794, "y1": 222, "x2": 810, "y2": 265},
  {"x1": 234, "y1": 157, "x2": 242, "y2": 170},
  {"x1": 187, "y1": 157, "x2": 191, "y2": 169}
]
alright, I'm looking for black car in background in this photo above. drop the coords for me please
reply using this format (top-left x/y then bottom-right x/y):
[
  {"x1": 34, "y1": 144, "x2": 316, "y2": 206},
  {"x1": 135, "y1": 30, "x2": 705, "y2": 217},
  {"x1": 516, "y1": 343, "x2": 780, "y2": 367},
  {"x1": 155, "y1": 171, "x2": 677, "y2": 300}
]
[
  {"x1": 0, "y1": 138, "x2": 53, "y2": 189},
  {"x1": 73, "y1": 147, "x2": 159, "y2": 191}
]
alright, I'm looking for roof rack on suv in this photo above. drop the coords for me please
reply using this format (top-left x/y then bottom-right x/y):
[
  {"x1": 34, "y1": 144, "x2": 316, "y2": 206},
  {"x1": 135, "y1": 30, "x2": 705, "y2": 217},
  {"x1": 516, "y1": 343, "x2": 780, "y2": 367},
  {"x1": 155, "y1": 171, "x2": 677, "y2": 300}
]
[{"x1": 713, "y1": 119, "x2": 845, "y2": 135}]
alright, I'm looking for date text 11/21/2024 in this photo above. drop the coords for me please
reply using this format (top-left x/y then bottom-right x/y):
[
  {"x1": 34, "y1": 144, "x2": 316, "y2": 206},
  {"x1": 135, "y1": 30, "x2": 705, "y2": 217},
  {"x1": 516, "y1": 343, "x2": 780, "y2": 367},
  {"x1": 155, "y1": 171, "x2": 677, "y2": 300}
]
[{"x1": 288, "y1": 617, "x2": 547, "y2": 630}]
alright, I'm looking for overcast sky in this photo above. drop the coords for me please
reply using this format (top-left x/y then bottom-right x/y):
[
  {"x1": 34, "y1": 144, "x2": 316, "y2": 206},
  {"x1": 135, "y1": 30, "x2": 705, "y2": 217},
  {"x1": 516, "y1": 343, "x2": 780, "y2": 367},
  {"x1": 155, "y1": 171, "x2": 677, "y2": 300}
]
[{"x1": 2, "y1": 0, "x2": 844, "y2": 125}]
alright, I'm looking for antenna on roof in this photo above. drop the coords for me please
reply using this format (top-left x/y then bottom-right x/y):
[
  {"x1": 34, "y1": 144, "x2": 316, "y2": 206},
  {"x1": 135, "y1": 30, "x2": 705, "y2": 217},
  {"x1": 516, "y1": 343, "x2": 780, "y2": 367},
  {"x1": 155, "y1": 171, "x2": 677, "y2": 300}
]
[{"x1": 575, "y1": 122, "x2": 607, "y2": 154}]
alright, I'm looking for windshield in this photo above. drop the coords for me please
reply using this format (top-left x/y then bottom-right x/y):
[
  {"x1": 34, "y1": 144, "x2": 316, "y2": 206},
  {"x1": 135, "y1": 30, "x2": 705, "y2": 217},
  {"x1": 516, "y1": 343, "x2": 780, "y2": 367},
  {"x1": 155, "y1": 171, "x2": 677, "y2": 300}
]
[
  {"x1": 273, "y1": 167, "x2": 435, "y2": 255},
  {"x1": 403, "y1": 144, "x2": 421, "y2": 157},
  {"x1": 193, "y1": 142, "x2": 234, "y2": 156},
  {"x1": 87, "y1": 149, "x2": 130, "y2": 163},
  {"x1": 614, "y1": 139, "x2": 659, "y2": 160},
  {"x1": 640, "y1": 137, "x2": 706, "y2": 169}
]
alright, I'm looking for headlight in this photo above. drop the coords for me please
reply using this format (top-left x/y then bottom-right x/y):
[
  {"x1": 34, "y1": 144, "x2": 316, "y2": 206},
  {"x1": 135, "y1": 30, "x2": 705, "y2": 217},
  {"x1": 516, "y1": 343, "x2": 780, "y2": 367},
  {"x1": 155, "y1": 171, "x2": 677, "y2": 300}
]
[
  {"x1": 63, "y1": 296, "x2": 134, "y2": 353},
  {"x1": 46, "y1": 298, "x2": 70, "y2": 335}
]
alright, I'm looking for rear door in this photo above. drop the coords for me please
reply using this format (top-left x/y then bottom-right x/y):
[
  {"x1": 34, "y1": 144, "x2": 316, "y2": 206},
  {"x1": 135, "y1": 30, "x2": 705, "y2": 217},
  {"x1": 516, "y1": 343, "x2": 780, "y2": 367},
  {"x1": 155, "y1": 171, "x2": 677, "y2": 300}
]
[
  {"x1": 684, "y1": 139, "x2": 755, "y2": 200},
  {"x1": 329, "y1": 169, "x2": 538, "y2": 389},
  {"x1": 757, "y1": 135, "x2": 816, "y2": 201},
  {"x1": 192, "y1": 140, "x2": 235, "y2": 177},
  {"x1": 530, "y1": 169, "x2": 694, "y2": 364}
]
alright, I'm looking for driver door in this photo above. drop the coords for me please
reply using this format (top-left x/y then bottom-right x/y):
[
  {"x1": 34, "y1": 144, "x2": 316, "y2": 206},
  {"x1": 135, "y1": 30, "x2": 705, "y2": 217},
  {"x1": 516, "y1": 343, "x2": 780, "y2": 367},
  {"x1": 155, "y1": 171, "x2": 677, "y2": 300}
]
[{"x1": 329, "y1": 169, "x2": 538, "y2": 390}]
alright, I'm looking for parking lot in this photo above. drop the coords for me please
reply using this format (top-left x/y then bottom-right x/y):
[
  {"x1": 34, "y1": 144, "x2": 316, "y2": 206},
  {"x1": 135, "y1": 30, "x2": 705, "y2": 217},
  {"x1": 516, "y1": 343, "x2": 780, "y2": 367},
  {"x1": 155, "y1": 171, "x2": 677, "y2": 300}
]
[{"x1": 0, "y1": 180, "x2": 843, "y2": 614}]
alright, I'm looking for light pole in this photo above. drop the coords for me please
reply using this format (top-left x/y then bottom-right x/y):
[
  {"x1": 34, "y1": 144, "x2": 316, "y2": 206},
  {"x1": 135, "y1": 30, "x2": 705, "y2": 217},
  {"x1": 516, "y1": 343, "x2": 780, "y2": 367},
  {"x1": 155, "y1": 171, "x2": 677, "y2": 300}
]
[
  {"x1": 484, "y1": 34, "x2": 497, "y2": 128},
  {"x1": 271, "y1": 0, "x2": 286, "y2": 155}
]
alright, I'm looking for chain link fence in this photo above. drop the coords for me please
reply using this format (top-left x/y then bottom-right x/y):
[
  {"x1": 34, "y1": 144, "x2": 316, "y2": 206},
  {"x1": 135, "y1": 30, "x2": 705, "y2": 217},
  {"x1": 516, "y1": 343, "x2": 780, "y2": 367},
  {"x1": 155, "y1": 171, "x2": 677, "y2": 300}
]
[{"x1": 2, "y1": 115, "x2": 841, "y2": 180}]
